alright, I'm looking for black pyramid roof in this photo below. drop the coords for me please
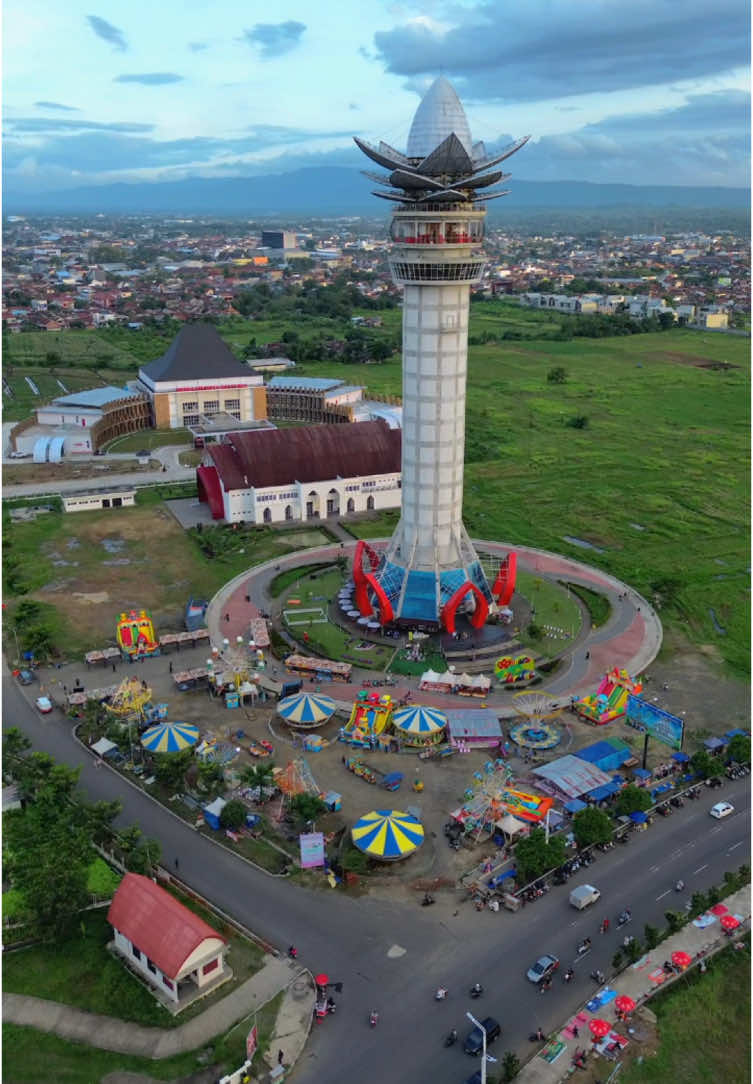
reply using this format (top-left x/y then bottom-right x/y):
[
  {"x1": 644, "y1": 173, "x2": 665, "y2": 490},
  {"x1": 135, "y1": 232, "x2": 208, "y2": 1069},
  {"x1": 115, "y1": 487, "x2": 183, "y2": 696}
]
[{"x1": 141, "y1": 323, "x2": 250, "y2": 383}]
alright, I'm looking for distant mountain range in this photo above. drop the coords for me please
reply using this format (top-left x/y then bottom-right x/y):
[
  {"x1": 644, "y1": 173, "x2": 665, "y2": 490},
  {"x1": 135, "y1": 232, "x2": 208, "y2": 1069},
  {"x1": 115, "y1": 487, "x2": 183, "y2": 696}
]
[{"x1": 4, "y1": 167, "x2": 749, "y2": 216}]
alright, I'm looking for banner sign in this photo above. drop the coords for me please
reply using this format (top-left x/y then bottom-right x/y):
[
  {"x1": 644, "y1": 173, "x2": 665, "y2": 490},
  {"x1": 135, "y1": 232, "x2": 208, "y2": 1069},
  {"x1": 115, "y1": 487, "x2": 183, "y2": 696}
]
[
  {"x1": 299, "y1": 831, "x2": 325, "y2": 869},
  {"x1": 626, "y1": 695, "x2": 684, "y2": 751},
  {"x1": 246, "y1": 1024, "x2": 258, "y2": 1059}
]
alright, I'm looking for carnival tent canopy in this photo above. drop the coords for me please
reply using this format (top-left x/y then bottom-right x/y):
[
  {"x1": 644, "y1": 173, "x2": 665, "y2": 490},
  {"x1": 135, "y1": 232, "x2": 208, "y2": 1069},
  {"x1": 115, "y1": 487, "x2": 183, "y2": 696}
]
[
  {"x1": 633, "y1": 768, "x2": 651, "y2": 779},
  {"x1": 629, "y1": 810, "x2": 648, "y2": 823},
  {"x1": 671, "y1": 751, "x2": 690, "y2": 763},
  {"x1": 351, "y1": 809, "x2": 425, "y2": 861},
  {"x1": 532, "y1": 755, "x2": 613, "y2": 800},
  {"x1": 92, "y1": 737, "x2": 118, "y2": 757},
  {"x1": 278, "y1": 692, "x2": 336, "y2": 727},
  {"x1": 495, "y1": 814, "x2": 525, "y2": 837},
  {"x1": 564, "y1": 798, "x2": 588, "y2": 813},
  {"x1": 141, "y1": 721, "x2": 200, "y2": 753},
  {"x1": 392, "y1": 705, "x2": 447, "y2": 735},
  {"x1": 703, "y1": 736, "x2": 725, "y2": 751}
]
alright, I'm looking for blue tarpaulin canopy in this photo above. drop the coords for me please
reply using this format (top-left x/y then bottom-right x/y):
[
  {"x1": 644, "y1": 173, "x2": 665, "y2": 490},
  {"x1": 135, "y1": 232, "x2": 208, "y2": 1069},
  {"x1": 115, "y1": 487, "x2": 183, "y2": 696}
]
[
  {"x1": 629, "y1": 811, "x2": 648, "y2": 823},
  {"x1": 586, "y1": 779, "x2": 622, "y2": 801},
  {"x1": 633, "y1": 768, "x2": 651, "y2": 779},
  {"x1": 564, "y1": 798, "x2": 588, "y2": 813},
  {"x1": 724, "y1": 729, "x2": 748, "y2": 740},
  {"x1": 703, "y1": 736, "x2": 725, "y2": 751},
  {"x1": 574, "y1": 739, "x2": 632, "y2": 773},
  {"x1": 671, "y1": 751, "x2": 690, "y2": 763},
  {"x1": 652, "y1": 783, "x2": 674, "y2": 796}
]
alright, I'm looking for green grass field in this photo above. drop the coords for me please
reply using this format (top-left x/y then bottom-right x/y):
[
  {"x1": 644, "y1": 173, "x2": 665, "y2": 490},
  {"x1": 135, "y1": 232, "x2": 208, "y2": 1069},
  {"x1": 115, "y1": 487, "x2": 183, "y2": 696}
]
[{"x1": 513, "y1": 569, "x2": 582, "y2": 657}]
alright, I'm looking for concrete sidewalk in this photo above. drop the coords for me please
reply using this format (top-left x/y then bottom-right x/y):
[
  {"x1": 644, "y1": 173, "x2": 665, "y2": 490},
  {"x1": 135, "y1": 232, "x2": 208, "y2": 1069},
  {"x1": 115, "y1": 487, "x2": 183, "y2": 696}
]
[
  {"x1": 3, "y1": 955, "x2": 314, "y2": 1061},
  {"x1": 516, "y1": 885, "x2": 750, "y2": 1083}
]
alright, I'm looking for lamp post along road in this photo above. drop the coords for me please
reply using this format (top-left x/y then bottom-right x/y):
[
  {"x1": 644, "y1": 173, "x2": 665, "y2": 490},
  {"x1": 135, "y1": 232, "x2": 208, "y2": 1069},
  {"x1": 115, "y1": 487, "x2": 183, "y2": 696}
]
[{"x1": 466, "y1": 1011, "x2": 497, "y2": 1084}]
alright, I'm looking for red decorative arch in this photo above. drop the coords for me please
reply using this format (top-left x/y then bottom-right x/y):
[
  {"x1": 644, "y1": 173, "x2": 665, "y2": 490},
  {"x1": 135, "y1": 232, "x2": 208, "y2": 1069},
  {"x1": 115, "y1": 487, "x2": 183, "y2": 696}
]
[
  {"x1": 365, "y1": 572, "x2": 394, "y2": 625},
  {"x1": 353, "y1": 539, "x2": 381, "y2": 616},
  {"x1": 442, "y1": 581, "x2": 489, "y2": 635},
  {"x1": 492, "y1": 552, "x2": 517, "y2": 607}
]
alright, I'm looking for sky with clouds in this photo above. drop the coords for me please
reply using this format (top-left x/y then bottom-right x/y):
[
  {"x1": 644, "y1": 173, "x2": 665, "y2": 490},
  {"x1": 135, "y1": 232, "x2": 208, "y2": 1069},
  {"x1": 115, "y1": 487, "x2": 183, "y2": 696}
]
[{"x1": 3, "y1": 0, "x2": 749, "y2": 195}]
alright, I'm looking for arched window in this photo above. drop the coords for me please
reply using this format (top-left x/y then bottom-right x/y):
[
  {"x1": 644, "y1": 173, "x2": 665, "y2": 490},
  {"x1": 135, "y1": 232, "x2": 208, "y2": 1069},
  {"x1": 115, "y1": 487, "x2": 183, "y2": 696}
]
[{"x1": 263, "y1": 507, "x2": 272, "y2": 523}]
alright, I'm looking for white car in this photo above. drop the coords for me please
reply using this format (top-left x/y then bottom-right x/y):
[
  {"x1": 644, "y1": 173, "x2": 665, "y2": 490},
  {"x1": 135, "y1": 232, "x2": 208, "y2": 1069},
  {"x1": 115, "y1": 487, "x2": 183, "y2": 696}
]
[
  {"x1": 710, "y1": 801, "x2": 734, "y2": 819},
  {"x1": 35, "y1": 696, "x2": 53, "y2": 714}
]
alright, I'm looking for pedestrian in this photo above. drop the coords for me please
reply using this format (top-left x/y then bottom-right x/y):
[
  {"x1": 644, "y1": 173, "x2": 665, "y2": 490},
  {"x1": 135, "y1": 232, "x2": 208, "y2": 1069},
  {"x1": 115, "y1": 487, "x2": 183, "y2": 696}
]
[
  {"x1": 174, "y1": 857, "x2": 179, "y2": 871},
  {"x1": 277, "y1": 1050, "x2": 284, "y2": 1065},
  {"x1": 585, "y1": 650, "x2": 590, "y2": 661},
  {"x1": 536, "y1": 1027, "x2": 545, "y2": 1041},
  {"x1": 169, "y1": 661, "x2": 173, "y2": 674},
  {"x1": 225, "y1": 613, "x2": 230, "y2": 623},
  {"x1": 573, "y1": 1025, "x2": 579, "y2": 1038},
  {"x1": 112, "y1": 662, "x2": 117, "y2": 672}
]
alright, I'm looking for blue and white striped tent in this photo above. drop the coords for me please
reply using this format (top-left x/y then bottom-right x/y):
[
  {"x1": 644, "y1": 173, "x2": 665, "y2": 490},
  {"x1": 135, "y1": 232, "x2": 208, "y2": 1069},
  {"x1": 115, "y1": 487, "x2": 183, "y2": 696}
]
[
  {"x1": 392, "y1": 705, "x2": 447, "y2": 736},
  {"x1": 141, "y1": 721, "x2": 200, "y2": 753},
  {"x1": 277, "y1": 692, "x2": 336, "y2": 728}
]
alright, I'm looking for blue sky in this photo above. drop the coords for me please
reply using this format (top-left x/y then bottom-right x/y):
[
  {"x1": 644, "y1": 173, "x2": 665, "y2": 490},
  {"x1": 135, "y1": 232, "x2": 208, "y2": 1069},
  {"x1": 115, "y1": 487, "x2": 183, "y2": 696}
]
[{"x1": 3, "y1": 0, "x2": 750, "y2": 194}]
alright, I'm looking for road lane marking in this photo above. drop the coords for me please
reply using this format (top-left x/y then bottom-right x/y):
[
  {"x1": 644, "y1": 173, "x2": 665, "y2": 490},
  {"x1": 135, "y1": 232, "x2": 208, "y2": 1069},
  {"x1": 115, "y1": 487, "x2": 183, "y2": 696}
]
[
  {"x1": 710, "y1": 827, "x2": 723, "y2": 834},
  {"x1": 656, "y1": 890, "x2": 671, "y2": 901},
  {"x1": 728, "y1": 841, "x2": 744, "y2": 852},
  {"x1": 693, "y1": 865, "x2": 708, "y2": 874},
  {"x1": 649, "y1": 866, "x2": 659, "y2": 873}
]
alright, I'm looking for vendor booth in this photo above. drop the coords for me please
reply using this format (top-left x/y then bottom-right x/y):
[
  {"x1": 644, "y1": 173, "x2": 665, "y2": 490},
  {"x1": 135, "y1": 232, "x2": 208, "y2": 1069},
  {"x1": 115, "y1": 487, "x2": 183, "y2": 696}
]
[{"x1": 445, "y1": 708, "x2": 502, "y2": 750}]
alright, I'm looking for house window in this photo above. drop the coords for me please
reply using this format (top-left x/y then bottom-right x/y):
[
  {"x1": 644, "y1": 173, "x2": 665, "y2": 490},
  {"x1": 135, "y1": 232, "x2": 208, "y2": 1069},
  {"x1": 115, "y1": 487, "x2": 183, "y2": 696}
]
[
  {"x1": 202, "y1": 400, "x2": 220, "y2": 414},
  {"x1": 183, "y1": 415, "x2": 200, "y2": 426},
  {"x1": 182, "y1": 401, "x2": 199, "y2": 413},
  {"x1": 147, "y1": 958, "x2": 157, "y2": 974},
  {"x1": 224, "y1": 399, "x2": 240, "y2": 411},
  {"x1": 132, "y1": 945, "x2": 141, "y2": 960},
  {"x1": 162, "y1": 976, "x2": 174, "y2": 990},
  {"x1": 203, "y1": 958, "x2": 219, "y2": 976}
]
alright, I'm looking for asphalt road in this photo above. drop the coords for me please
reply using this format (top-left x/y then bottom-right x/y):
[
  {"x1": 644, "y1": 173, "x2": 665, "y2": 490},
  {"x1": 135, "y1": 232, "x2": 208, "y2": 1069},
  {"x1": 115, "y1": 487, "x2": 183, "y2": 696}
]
[{"x1": 4, "y1": 674, "x2": 749, "y2": 1084}]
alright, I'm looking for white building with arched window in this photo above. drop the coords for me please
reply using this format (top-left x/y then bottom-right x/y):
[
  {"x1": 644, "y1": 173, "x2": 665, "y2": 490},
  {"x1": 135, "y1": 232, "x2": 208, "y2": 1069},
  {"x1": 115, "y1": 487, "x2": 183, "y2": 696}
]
[{"x1": 196, "y1": 420, "x2": 402, "y2": 524}]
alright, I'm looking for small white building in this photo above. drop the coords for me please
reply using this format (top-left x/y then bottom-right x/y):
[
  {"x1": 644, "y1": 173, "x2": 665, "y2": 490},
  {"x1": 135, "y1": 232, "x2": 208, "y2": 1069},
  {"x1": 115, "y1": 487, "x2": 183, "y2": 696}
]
[
  {"x1": 62, "y1": 487, "x2": 136, "y2": 513},
  {"x1": 107, "y1": 873, "x2": 228, "y2": 1009},
  {"x1": 197, "y1": 419, "x2": 402, "y2": 524}
]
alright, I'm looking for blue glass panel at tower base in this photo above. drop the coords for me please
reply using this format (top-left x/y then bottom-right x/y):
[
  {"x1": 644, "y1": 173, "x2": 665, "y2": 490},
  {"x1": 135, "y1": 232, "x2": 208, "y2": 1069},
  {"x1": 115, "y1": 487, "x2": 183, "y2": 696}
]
[{"x1": 400, "y1": 571, "x2": 438, "y2": 621}]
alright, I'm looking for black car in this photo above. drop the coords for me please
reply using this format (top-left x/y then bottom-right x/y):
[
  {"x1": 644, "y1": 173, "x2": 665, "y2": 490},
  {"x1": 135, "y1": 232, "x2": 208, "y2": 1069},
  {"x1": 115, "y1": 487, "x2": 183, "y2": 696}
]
[{"x1": 464, "y1": 1016, "x2": 501, "y2": 1055}]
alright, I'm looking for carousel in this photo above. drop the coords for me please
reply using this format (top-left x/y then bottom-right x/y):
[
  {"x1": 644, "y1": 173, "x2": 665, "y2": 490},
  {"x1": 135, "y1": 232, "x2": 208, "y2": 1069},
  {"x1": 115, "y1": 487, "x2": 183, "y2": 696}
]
[
  {"x1": 509, "y1": 691, "x2": 563, "y2": 751},
  {"x1": 277, "y1": 691, "x2": 337, "y2": 729},
  {"x1": 391, "y1": 705, "x2": 447, "y2": 748},
  {"x1": 351, "y1": 809, "x2": 425, "y2": 861},
  {"x1": 141, "y1": 721, "x2": 200, "y2": 754}
]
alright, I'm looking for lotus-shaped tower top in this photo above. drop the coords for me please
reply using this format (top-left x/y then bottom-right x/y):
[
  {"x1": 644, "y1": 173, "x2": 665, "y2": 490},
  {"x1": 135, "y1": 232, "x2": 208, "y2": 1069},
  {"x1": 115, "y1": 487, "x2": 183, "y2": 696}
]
[{"x1": 354, "y1": 76, "x2": 529, "y2": 206}]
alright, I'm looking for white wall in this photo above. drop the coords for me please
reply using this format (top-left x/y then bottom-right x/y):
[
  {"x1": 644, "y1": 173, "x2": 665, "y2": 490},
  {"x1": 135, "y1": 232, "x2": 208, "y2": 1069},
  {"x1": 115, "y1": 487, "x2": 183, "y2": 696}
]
[
  {"x1": 112, "y1": 929, "x2": 179, "y2": 1003},
  {"x1": 222, "y1": 473, "x2": 401, "y2": 525}
]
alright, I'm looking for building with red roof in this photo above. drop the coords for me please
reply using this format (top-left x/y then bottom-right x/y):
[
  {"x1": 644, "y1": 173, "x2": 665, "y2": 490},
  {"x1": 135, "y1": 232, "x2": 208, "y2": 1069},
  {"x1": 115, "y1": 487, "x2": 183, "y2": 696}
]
[
  {"x1": 197, "y1": 419, "x2": 402, "y2": 524},
  {"x1": 107, "y1": 873, "x2": 228, "y2": 1008}
]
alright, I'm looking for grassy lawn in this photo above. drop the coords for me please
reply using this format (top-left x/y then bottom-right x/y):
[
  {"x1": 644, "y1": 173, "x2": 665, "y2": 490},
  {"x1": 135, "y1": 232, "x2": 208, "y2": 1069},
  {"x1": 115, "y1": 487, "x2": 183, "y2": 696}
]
[
  {"x1": 620, "y1": 942, "x2": 750, "y2": 1083},
  {"x1": 2, "y1": 507, "x2": 338, "y2": 658},
  {"x1": 514, "y1": 569, "x2": 583, "y2": 657},
  {"x1": 2, "y1": 989, "x2": 284, "y2": 1083},
  {"x1": 566, "y1": 581, "x2": 613, "y2": 627},
  {"x1": 280, "y1": 567, "x2": 394, "y2": 669},
  {"x1": 104, "y1": 428, "x2": 193, "y2": 452},
  {"x1": 340, "y1": 510, "x2": 401, "y2": 540}
]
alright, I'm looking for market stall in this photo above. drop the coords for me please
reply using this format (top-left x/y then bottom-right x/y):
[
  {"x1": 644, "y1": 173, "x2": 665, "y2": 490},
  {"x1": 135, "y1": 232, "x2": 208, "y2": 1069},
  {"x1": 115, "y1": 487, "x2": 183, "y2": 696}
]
[{"x1": 285, "y1": 654, "x2": 352, "y2": 683}]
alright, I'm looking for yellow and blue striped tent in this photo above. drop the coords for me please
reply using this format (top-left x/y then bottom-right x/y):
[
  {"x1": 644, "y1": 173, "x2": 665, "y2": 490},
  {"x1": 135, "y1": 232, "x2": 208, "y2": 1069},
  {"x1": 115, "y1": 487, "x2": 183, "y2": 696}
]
[
  {"x1": 392, "y1": 705, "x2": 447, "y2": 736},
  {"x1": 277, "y1": 692, "x2": 336, "y2": 728},
  {"x1": 141, "y1": 721, "x2": 200, "y2": 753},
  {"x1": 351, "y1": 809, "x2": 425, "y2": 861}
]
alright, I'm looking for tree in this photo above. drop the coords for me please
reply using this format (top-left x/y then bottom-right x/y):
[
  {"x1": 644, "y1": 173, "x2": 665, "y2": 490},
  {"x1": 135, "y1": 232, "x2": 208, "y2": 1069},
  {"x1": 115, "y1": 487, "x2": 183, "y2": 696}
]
[
  {"x1": 290, "y1": 793, "x2": 327, "y2": 825},
  {"x1": 239, "y1": 763, "x2": 277, "y2": 795},
  {"x1": 21, "y1": 623, "x2": 56, "y2": 659},
  {"x1": 196, "y1": 759, "x2": 225, "y2": 795},
  {"x1": 514, "y1": 827, "x2": 567, "y2": 885},
  {"x1": 614, "y1": 784, "x2": 652, "y2": 817},
  {"x1": 643, "y1": 923, "x2": 660, "y2": 949},
  {"x1": 151, "y1": 749, "x2": 193, "y2": 790},
  {"x1": 727, "y1": 734, "x2": 750, "y2": 765},
  {"x1": 12, "y1": 599, "x2": 43, "y2": 628},
  {"x1": 501, "y1": 1051, "x2": 521, "y2": 1081},
  {"x1": 220, "y1": 799, "x2": 248, "y2": 830},
  {"x1": 572, "y1": 807, "x2": 613, "y2": 848},
  {"x1": 565, "y1": 415, "x2": 589, "y2": 429},
  {"x1": 5, "y1": 796, "x2": 90, "y2": 939},
  {"x1": 2, "y1": 726, "x2": 32, "y2": 768},
  {"x1": 546, "y1": 366, "x2": 567, "y2": 384},
  {"x1": 127, "y1": 837, "x2": 161, "y2": 875},
  {"x1": 690, "y1": 750, "x2": 723, "y2": 779}
]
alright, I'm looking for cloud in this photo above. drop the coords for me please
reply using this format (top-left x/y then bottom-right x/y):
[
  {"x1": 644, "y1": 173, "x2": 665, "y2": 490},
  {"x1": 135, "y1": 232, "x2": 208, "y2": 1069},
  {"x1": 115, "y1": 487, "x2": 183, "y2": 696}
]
[
  {"x1": 373, "y1": 0, "x2": 750, "y2": 102},
  {"x1": 242, "y1": 20, "x2": 306, "y2": 58},
  {"x1": 35, "y1": 101, "x2": 80, "y2": 113},
  {"x1": 6, "y1": 117, "x2": 155, "y2": 133},
  {"x1": 188, "y1": 42, "x2": 208, "y2": 52},
  {"x1": 114, "y1": 73, "x2": 184, "y2": 85},
  {"x1": 86, "y1": 14, "x2": 127, "y2": 52}
]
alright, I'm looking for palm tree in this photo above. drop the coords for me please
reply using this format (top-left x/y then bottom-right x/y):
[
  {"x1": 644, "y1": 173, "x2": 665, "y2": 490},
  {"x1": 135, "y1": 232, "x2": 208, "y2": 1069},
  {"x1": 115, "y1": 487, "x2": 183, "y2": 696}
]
[{"x1": 239, "y1": 762, "x2": 276, "y2": 801}]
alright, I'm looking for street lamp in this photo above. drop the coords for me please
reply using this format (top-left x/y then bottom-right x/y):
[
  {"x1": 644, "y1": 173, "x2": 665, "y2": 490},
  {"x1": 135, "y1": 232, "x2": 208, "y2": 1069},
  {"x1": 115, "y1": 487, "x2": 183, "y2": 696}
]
[{"x1": 466, "y1": 1011, "x2": 497, "y2": 1084}]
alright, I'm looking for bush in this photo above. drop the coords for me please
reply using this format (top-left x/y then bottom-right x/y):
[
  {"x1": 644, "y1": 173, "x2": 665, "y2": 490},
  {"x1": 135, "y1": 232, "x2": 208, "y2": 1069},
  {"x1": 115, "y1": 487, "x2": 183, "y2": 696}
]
[
  {"x1": 527, "y1": 622, "x2": 543, "y2": 640},
  {"x1": 501, "y1": 1051, "x2": 521, "y2": 1081},
  {"x1": 220, "y1": 799, "x2": 248, "y2": 831},
  {"x1": 566, "y1": 415, "x2": 589, "y2": 429},
  {"x1": 644, "y1": 923, "x2": 660, "y2": 949},
  {"x1": 547, "y1": 366, "x2": 567, "y2": 384}
]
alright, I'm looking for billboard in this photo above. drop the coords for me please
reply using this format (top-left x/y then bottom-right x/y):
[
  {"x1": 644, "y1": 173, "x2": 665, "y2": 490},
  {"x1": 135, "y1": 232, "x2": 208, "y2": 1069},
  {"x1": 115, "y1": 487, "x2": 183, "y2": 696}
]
[
  {"x1": 626, "y1": 695, "x2": 684, "y2": 751},
  {"x1": 299, "y1": 831, "x2": 325, "y2": 868}
]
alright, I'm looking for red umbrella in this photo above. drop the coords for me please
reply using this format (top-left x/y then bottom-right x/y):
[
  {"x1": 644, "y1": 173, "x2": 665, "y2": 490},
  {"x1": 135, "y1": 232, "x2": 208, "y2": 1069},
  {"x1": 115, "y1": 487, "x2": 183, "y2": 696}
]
[
  {"x1": 671, "y1": 951, "x2": 692, "y2": 969},
  {"x1": 710, "y1": 903, "x2": 729, "y2": 916},
  {"x1": 720, "y1": 914, "x2": 740, "y2": 931},
  {"x1": 589, "y1": 1018, "x2": 611, "y2": 1039},
  {"x1": 314, "y1": 973, "x2": 329, "y2": 987},
  {"x1": 615, "y1": 995, "x2": 636, "y2": 1014}
]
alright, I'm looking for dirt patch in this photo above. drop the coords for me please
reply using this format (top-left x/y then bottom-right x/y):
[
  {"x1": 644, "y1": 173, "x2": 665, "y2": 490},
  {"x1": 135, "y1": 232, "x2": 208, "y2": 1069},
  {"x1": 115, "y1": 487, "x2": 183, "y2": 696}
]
[
  {"x1": 3, "y1": 459, "x2": 161, "y2": 485},
  {"x1": 72, "y1": 591, "x2": 110, "y2": 604},
  {"x1": 646, "y1": 351, "x2": 740, "y2": 370}
]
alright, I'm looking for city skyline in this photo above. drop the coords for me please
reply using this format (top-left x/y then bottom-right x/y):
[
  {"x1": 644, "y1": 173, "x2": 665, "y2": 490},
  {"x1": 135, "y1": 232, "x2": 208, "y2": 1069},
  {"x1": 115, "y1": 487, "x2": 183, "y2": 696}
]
[{"x1": 3, "y1": 0, "x2": 750, "y2": 197}]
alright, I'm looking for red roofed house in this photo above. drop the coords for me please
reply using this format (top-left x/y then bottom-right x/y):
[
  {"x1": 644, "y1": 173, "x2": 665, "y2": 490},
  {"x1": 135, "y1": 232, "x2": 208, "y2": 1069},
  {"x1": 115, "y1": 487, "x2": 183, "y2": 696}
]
[
  {"x1": 107, "y1": 873, "x2": 228, "y2": 1008},
  {"x1": 196, "y1": 419, "x2": 402, "y2": 524}
]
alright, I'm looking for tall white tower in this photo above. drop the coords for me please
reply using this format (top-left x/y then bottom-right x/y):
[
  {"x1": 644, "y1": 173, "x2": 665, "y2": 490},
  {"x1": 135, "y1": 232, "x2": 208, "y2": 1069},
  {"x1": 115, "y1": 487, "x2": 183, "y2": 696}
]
[{"x1": 353, "y1": 78, "x2": 528, "y2": 631}]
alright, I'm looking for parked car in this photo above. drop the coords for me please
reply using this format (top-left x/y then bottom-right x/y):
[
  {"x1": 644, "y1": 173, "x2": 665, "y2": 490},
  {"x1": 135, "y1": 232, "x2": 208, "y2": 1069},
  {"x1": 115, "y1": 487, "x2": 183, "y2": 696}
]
[
  {"x1": 16, "y1": 670, "x2": 34, "y2": 685},
  {"x1": 464, "y1": 1017, "x2": 501, "y2": 1056},
  {"x1": 35, "y1": 696, "x2": 53, "y2": 714},
  {"x1": 710, "y1": 801, "x2": 734, "y2": 819},
  {"x1": 526, "y1": 954, "x2": 560, "y2": 983}
]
